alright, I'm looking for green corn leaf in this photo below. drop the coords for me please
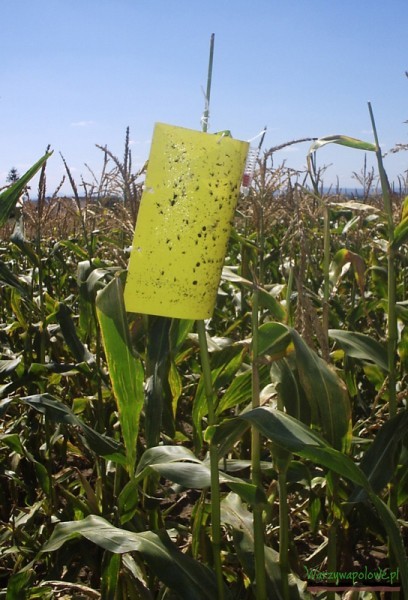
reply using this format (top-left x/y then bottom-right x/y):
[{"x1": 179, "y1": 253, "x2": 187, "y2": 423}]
[
  {"x1": 221, "y1": 267, "x2": 286, "y2": 321},
  {"x1": 221, "y1": 494, "x2": 306, "y2": 599},
  {"x1": 10, "y1": 221, "x2": 40, "y2": 267},
  {"x1": 391, "y1": 195, "x2": 408, "y2": 250},
  {"x1": 136, "y1": 444, "x2": 201, "y2": 474},
  {"x1": 41, "y1": 514, "x2": 231, "y2": 600},
  {"x1": 348, "y1": 410, "x2": 408, "y2": 503},
  {"x1": 213, "y1": 407, "x2": 408, "y2": 594},
  {"x1": 215, "y1": 368, "x2": 252, "y2": 416},
  {"x1": 1, "y1": 432, "x2": 50, "y2": 495},
  {"x1": 397, "y1": 459, "x2": 408, "y2": 506},
  {"x1": 101, "y1": 552, "x2": 121, "y2": 600},
  {"x1": 133, "y1": 445, "x2": 265, "y2": 505},
  {"x1": 398, "y1": 325, "x2": 408, "y2": 372},
  {"x1": 144, "y1": 315, "x2": 175, "y2": 446},
  {"x1": 258, "y1": 288, "x2": 287, "y2": 321},
  {"x1": 6, "y1": 570, "x2": 34, "y2": 599},
  {"x1": 20, "y1": 393, "x2": 126, "y2": 465},
  {"x1": 55, "y1": 239, "x2": 89, "y2": 260},
  {"x1": 56, "y1": 302, "x2": 95, "y2": 365},
  {"x1": 96, "y1": 276, "x2": 144, "y2": 474},
  {"x1": 213, "y1": 408, "x2": 366, "y2": 487},
  {"x1": 308, "y1": 135, "x2": 376, "y2": 155},
  {"x1": 401, "y1": 196, "x2": 408, "y2": 221},
  {"x1": 193, "y1": 344, "x2": 246, "y2": 447},
  {"x1": 0, "y1": 151, "x2": 52, "y2": 227},
  {"x1": 0, "y1": 432, "x2": 26, "y2": 455},
  {"x1": 257, "y1": 322, "x2": 292, "y2": 358},
  {"x1": 329, "y1": 329, "x2": 388, "y2": 371},
  {"x1": 391, "y1": 215, "x2": 408, "y2": 250},
  {"x1": 169, "y1": 317, "x2": 195, "y2": 350},
  {"x1": 271, "y1": 357, "x2": 306, "y2": 421},
  {"x1": 77, "y1": 260, "x2": 94, "y2": 339},
  {"x1": 0, "y1": 357, "x2": 21, "y2": 376},
  {"x1": 291, "y1": 329, "x2": 352, "y2": 453},
  {"x1": 0, "y1": 259, "x2": 29, "y2": 294},
  {"x1": 367, "y1": 495, "x2": 408, "y2": 594},
  {"x1": 216, "y1": 364, "x2": 269, "y2": 416},
  {"x1": 216, "y1": 407, "x2": 329, "y2": 450},
  {"x1": 329, "y1": 248, "x2": 366, "y2": 295}
]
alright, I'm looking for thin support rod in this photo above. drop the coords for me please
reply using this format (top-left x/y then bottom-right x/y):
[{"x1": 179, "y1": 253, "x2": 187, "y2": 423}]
[{"x1": 202, "y1": 33, "x2": 215, "y2": 133}]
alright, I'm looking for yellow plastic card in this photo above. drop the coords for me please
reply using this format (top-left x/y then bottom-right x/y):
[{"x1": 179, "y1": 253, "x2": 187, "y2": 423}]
[{"x1": 124, "y1": 123, "x2": 249, "y2": 319}]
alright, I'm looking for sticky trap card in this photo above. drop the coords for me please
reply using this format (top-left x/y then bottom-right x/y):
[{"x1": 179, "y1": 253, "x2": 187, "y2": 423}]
[{"x1": 124, "y1": 123, "x2": 249, "y2": 319}]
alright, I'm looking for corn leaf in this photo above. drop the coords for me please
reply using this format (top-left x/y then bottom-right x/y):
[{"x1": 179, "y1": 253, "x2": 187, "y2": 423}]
[
  {"x1": 329, "y1": 248, "x2": 365, "y2": 295},
  {"x1": 193, "y1": 345, "x2": 246, "y2": 447},
  {"x1": 221, "y1": 494, "x2": 305, "y2": 599},
  {"x1": 291, "y1": 329, "x2": 352, "y2": 453},
  {"x1": 308, "y1": 135, "x2": 376, "y2": 155},
  {"x1": 348, "y1": 410, "x2": 408, "y2": 503},
  {"x1": 391, "y1": 215, "x2": 408, "y2": 250},
  {"x1": 0, "y1": 151, "x2": 53, "y2": 226},
  {"x1": 391, "y1": 195, "x2": 408, "y2": 250},
  {"x1": 271, "y1": 357, "x2": 307, "y2": 421},
  {"x1": 257, "y1": 322, "x2": 292, "y2": 358},
  {"x1": 221, "y1": 267, "x2": 286, "y2": 321},
  {"x1": 10, "y1": 221, "x2": 41, "y2": 267},
  {"x1": 258, "y1": 288, "x2": 287, "y2": 321},
  {"x1": 144, "y1": 316, "x2": 175, "y2": 446},
  {"x1": 216, "y1": 365, "x2": 270, "y2": 416},
  {"x1": 96, "y1": 276, "x2": 144, "y2": 474},
  {"x1": 20, "y1": 393, "x2": 126, "y2": 465},
  {"x1": 0, "y1": 357, "x2": 21, "y2": 376},
  {"x1": 101, "y1": 552, "x2": 121, "y2": 600},
  {"x1": 41, "y1": 515, "x2": 230, "y2": 600},
  {"x1": 6, "y1": 570, "x2": 34, "y2": 599},
  {"x1": 212, "y1": 407, "x2": 408, "y2": 594},
  {"x1": 328, "y1": 329, "x2": 388, "y2": 371},
  {"x1": 0, "y1": 259, "x2": 29, "y2": 295},
  {"x1": 56, "y1": 302, "x2": 95, "y2": 365},
  {"x1": 133, "y1": 444, "x2": 265, "y2": 505}
]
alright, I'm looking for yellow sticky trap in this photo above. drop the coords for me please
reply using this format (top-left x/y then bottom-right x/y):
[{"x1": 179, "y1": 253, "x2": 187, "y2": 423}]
[{"x1": 124, "y1": 123, "x2": 249, "y2": 319}]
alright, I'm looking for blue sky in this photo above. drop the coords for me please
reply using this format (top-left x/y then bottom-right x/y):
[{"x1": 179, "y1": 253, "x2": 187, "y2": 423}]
[{"x1": 1, "y1": 0, "x2": 407, "y2": 194}]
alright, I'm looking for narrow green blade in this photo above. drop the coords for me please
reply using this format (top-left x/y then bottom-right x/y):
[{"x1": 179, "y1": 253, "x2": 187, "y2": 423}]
[
  {"x1": 0, "y1": 151, "x2": 52, "y2": 226},
  {"x1": 41, "y1": 514, "x2": 230, "y2": 600},
  {"x1": 308, "y1": 135, "x2": 376, "y2": 155},
  {"x1": 96, "y1": 276, "x2": 144, "y2": 475}
]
